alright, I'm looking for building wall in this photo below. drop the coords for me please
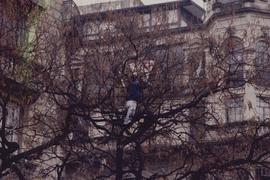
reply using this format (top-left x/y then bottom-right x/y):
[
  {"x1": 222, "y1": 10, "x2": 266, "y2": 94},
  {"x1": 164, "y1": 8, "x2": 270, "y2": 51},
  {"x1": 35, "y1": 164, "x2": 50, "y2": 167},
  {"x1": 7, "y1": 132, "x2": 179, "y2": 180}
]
[
  {"x1": 0, "y1": 0, "x2": 77, "y2": 179},
  {"x1": 66, "y1": 0, "x2": 270, "y2": 179},
  {"x1": 20, "y1": 0, "x2": 73, "y2": 179},
  {"x1": 78, "y1": 0, "x2": 144, "y2": 14},
  {"x1": 1, "y1": 0, "x2": 270, "y2": 179},
  {"x1": 204, "y1": 2, "x2": 270, "y2": 140}
]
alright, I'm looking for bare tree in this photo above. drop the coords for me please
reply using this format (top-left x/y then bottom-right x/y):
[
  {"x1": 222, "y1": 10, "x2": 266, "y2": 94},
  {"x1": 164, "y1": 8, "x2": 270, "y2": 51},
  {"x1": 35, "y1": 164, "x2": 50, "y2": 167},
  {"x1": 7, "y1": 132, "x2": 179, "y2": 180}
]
[
  {"x1": 1, "y1": 1, "x2": 270, "y2": 180},
  {"x1": 0, "y1": 1, "x2": 79, "y2": 179},
  {"x1": 63, "y1": 8, "x2": 270, "y2": 180}
]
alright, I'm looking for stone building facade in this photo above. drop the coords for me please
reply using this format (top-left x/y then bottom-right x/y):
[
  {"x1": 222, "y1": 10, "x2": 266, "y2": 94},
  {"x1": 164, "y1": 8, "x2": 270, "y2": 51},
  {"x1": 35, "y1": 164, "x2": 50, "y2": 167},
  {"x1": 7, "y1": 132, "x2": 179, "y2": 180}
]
[
  {"x1": 66, "y1": 0, "x2": 270, "y2": 179},
  {"x1": 78, "y1": 0, "x2": 144, "y2": 15},
  {"x1": 0, "y1": 0, "x2": 79, "y2": 179},
  {"x1": 1, "y1": 0, "x2": 270, "y2": 179}
]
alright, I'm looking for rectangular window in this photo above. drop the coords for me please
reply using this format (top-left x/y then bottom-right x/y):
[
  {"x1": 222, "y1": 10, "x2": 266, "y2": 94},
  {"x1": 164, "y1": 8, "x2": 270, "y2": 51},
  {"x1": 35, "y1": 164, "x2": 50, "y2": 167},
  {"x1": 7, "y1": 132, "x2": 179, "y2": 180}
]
[
  {"x1": 167, "y1": 9, "x2": 178, "y2": 24},
  {"x1": 0, "y1": 103, "x2": 20, "y2": 142},
  {"x1": 156, "y1": 45, "x2": 185, "y2": 98},
  {"x1": 225, "y1": 97, "x2": 244, "y2": 122},
  {"x1": 139, "y1": 13, "x2": 150, "y2": 28},
  {"x1": 255, "y1": 41, "x2": 270, "y2": 86},
  {"x1": 71, "y1": 67, "x2": 82, "y2": 91},
  {"x1": 256, "y1": 97, "x2": 270, "y2": 121},
  {"x1": 187, "y1": 50, "x2": 206, "y2": 86},
  {"x1": 224, "y1": 38, "x2": 244, "y2": 87},
  {"x1": 151, "y1": 10, "x2": 168, "y2": 26},
  {"x1": 228, "y1": 52, "x2": 244, "y2": 87},
  {"x1": 256, "y1": 167, "x2": 270, "y2": 180}
]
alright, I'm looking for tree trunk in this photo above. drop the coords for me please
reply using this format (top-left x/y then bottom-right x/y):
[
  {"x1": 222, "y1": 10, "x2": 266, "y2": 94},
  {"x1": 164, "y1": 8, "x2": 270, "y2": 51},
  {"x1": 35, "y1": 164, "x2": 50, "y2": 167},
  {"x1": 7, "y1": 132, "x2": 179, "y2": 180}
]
[
  {"x1": 135, "y1": 143, "x2": 143, "y2": 180},
  {"x1": 115, "y1": 140, "x2": 124, "y2": 180}
]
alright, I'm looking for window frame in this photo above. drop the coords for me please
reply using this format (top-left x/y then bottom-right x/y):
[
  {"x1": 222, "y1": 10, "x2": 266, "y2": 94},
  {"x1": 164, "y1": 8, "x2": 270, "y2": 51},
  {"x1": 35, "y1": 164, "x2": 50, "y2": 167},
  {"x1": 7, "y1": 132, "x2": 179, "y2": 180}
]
[
  {"x1": 256, "y1": 96, "x2": 270, "y2": 122},
  {"x1": 0, "y1": 102, "x2": 21, "y2": 142},
  {"x1": 255, "y1": 40, "x2": 270, "y2": 85},
  {"x1": 223, "y1": 37, "x2": 245, "y2": 87},
  {"x1": 225, "y1": 97, "x2": 244, "y2": 123},
  {"x1": 186, "y1": 43, "x2": 206, "y2": 85}
]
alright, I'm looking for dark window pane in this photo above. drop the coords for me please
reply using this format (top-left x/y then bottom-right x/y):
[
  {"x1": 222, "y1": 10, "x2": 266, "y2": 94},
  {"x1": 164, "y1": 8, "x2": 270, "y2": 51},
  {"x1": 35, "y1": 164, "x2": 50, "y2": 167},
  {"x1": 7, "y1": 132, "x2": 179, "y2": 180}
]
[
  {"x1": 225, "y1": 97, "x2": 244, "y2": 122},
  {"x1": 255, "y1": 41, "x2": 270, "y2": 86}
]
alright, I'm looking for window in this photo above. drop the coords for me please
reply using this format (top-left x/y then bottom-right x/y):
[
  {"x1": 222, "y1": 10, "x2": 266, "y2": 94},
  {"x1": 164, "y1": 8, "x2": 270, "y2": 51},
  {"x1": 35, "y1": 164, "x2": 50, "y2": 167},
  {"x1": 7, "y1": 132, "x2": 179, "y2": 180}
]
[
  {"x1": 169, "y1": 45, "x2": 186, "y2": 94},
  {"x1": 156, "y1": 45, "x2": 185, "y2": 97},
  {"x1": 70, "y1": 116, "x2": 89, "y2": 142},
  {"x1": 0, "y1": 103, "x2": 21, "y2": 142},
  {"x1": 255, "y1": 41, "x2": 270, "y2": 85},
  {"x1": 70, "y1": 67, "x2": 82, "y2": 92},
  {"x1": 169, "y1": 45, "x2": 185, "y2": 63},
  {"x1": 225, "y1": 97, "x2": 244, "y2": 122},
  {"x1": 151, "y1": 10, "x2": 168, "y2": 27},
  {"x1": 190, "y1": 52, "x2": 205, "y2": 80},
  {"x1": 256, "y1": 167, "x2": 270, "y2": 180},
  {"x1": 187, "y1": 46, "x2": 206, "y2": 86},
  {"x1": 256, "y1": 97, "x2": 270, "y2": 122},
  {"x1": 139, "y1": 13, "x2": 150, "y2": 29},
  {"x1": 168, "y1": 45, "x2": 185, "y2": 78},
  {"x1": 224, "y1": 38, "x2": 244, "y2": 87}
]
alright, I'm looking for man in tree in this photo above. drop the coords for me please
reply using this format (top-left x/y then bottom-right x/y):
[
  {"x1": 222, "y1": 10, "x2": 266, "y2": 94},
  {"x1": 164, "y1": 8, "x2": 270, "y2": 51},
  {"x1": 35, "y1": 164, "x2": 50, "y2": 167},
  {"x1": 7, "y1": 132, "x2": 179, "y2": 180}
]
[
  {"x1": 123, "y1": 60, "x2": 155, "y2": 125},
  {"x1": 123, "y1": 74, "x2": 142, "y2": 125}
]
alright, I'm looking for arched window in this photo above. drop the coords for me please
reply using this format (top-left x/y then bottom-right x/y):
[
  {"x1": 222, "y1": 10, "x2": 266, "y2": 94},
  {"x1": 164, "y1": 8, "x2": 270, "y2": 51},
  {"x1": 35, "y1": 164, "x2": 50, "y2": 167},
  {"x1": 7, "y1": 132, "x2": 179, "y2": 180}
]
[
  {"x1": 223, "y1": 37, "x2": 244, "y2": 87},
  {"x1": 255, "y1": 40, "x2": 270, "y2": 85}
]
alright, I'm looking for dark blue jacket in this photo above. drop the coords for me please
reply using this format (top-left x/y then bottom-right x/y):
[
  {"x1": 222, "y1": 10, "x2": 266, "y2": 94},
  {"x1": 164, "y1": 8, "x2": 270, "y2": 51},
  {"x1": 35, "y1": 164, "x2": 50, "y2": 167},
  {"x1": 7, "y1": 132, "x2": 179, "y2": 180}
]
[{"x1": 127, "y1": 80, "x2": 142, "y2": 102}]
